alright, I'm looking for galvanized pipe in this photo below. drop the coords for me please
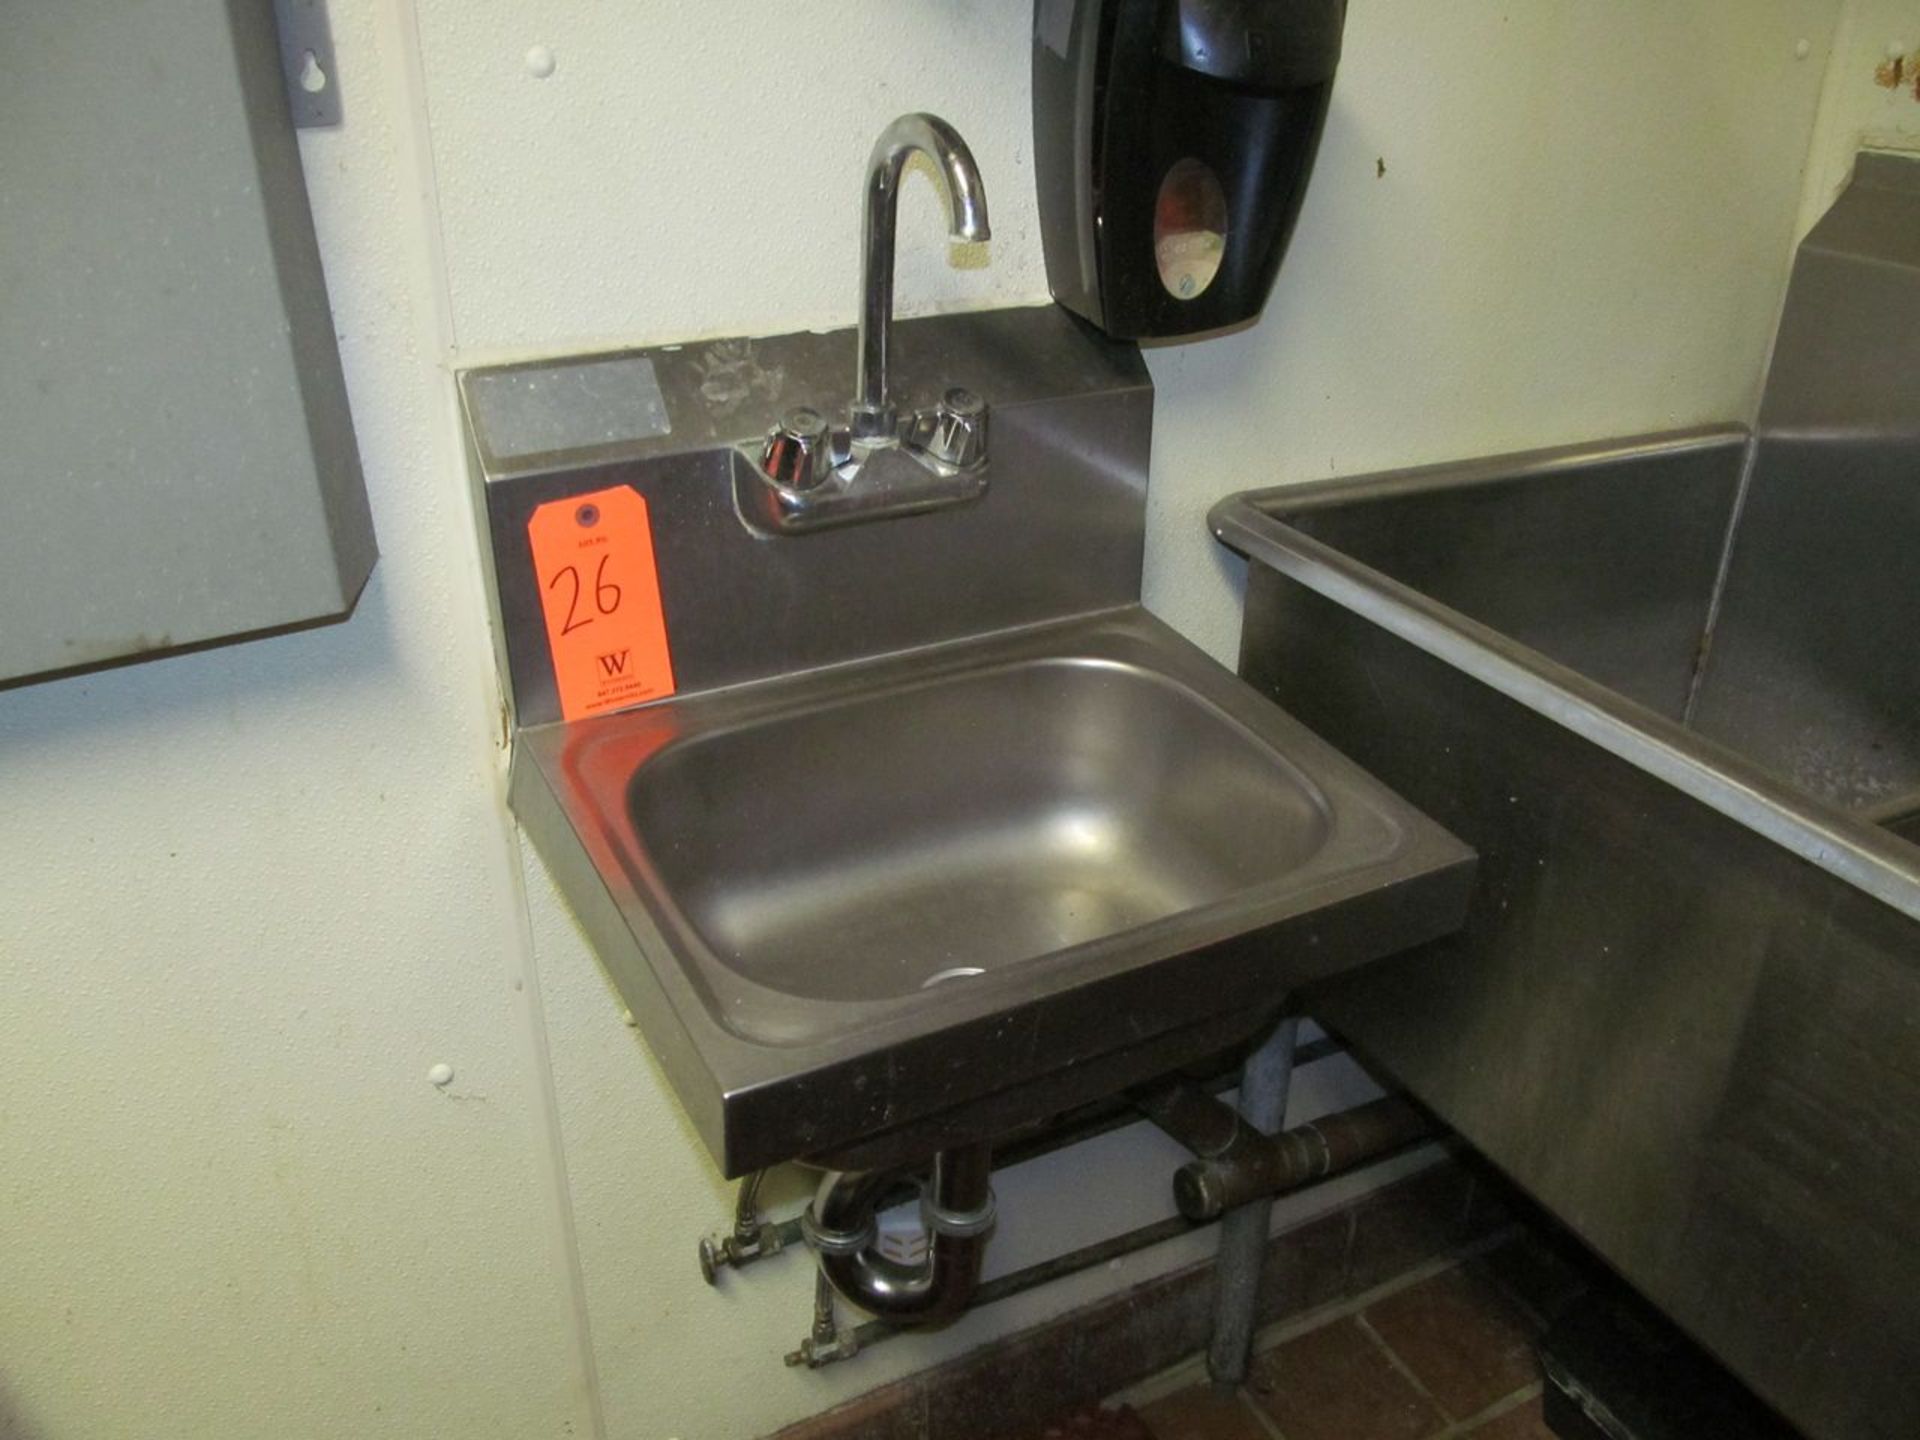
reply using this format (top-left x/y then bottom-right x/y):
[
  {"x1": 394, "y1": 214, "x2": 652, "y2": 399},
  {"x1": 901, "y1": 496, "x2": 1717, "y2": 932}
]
[
  {"x1": 1145, "y1": 1089, "x2": 1438, "y2": 1222},
  {"x1": 1204, "y1": 1018, "x2": 1299, "y2": 1388}
]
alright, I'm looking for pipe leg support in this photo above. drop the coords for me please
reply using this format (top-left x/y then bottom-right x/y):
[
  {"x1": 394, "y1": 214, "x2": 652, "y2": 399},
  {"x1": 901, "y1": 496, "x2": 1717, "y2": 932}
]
[{"x1": 1208, "y1": 1018, "x2": 1299, "y2": 1389}]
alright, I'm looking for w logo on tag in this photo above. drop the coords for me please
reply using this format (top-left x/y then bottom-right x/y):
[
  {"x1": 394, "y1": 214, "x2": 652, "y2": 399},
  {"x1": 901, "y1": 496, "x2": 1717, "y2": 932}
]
[{"x1": 598, "y1": 650, "x2": 630, "y2": 677}]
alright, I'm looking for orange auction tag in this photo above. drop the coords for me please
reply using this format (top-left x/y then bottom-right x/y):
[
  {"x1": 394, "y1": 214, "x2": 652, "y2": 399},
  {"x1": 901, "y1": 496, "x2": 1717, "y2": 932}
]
[{"x1": 527, "y1": 486, "x2": 675, "y2": 721}]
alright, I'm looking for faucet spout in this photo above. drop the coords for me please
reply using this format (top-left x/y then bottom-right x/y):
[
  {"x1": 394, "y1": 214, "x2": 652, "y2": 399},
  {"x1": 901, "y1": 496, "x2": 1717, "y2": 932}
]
[
  {"x1": 745, "y1": 113, "x2": 995, "y2": 533},
  {"x1": 853, "y1": 114, "x2": 991, "y2": 440}
]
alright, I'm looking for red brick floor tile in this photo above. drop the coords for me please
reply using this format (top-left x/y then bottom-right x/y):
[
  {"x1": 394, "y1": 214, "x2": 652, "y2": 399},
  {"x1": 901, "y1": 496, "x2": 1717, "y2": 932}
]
[
  {"x1": 1362, "y1": 1267, "x2": 1540, "y2": 1423},
  {"x1": 1248, "y1": 1318, "x2": 1446, "y2": 1440},
  {"x1": 1135, "y1": 1384, "x2": 1270, "y2": 1440},
  {"x1": 1467, "y1": 1393, "x2": 1555, "y2": 1438}
]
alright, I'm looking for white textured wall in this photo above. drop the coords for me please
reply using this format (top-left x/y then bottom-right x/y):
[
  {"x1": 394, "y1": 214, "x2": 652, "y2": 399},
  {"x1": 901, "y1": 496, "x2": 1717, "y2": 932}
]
[
  {"x1": 1143, "y1": 1, "x2": 1842, "y2": 654},
  {"x1": 0, "y1": 3, "x2": 1850, "y2": 1439},
  {"x1": 0, "y1": 7, "x2": 591, "y2": 1439}
]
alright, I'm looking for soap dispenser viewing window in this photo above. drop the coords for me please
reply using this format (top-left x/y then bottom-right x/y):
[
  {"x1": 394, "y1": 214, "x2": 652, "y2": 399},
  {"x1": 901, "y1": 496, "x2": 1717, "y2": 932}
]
[{"x1": 1033, "y1": 0, "x2": 1345, "y2": 340}]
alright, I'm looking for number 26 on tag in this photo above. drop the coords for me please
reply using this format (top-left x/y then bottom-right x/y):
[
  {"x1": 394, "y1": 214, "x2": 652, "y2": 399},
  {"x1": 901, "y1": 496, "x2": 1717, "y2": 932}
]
[{"x1": 527, "y1": 486, "x2": 676, "y2": 721}]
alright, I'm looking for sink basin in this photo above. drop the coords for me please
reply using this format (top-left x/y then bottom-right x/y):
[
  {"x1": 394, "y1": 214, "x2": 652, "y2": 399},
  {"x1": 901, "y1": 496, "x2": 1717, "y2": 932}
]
[
  {"x1": 628, "y1": 655, "x2": 1332, "y2": 1021},
  {"x1": 514, "y1": 606, "x2": 1473, "y2": 1174}
]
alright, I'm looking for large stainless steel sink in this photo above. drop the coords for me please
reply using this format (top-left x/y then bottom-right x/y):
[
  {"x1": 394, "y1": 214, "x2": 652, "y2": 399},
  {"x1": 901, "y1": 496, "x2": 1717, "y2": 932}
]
[
  {"x1": 465, "y1": 304, "x2": 1474, "y2": 1177},
  {"x1": 1210, "y1": 157, "x2": 1920, "y2": 1440},
  {"x1": 516, "y1": 608, "x2": 1472, "y2": 1173}
]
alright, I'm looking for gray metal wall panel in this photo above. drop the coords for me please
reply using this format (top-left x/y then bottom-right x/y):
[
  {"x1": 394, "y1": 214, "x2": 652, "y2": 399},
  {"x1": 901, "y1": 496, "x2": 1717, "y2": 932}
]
[{"x1": 0, "y1": 0, "x2": 374, "y2": 684}]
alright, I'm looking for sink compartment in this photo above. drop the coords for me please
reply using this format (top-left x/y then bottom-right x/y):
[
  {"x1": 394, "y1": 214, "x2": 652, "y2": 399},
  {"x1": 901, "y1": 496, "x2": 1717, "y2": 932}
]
[
  {"x1": 1221, "y1": 439, "x2": 1920, "y2": 1440},
  {"x1": 628, "y1": 658, "x2": 1332, "y2": 1009},
  {"x1": 1210, "y1": 154, "x2": 1920, "y2": 1440}
]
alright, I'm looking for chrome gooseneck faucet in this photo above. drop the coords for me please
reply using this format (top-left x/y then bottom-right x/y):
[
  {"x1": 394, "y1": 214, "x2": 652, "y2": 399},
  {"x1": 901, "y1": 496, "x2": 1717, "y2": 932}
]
[
  {"x1": 748, "y1": 113, "x2": 994, "y2": 535},
  {"x1": 853, "y1": 114, "x2": 991, "y2": 440}
]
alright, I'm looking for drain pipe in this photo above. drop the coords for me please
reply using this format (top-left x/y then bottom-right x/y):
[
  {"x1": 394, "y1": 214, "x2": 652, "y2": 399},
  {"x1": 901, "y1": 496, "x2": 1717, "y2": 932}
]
[
  {"x1": 1203, "y1": 1017, "x2": 1299, "y2": 1388},
  {"x1": 801, "y1": 1144, "x2": 996, "y2": 1324},
  {"x1": 1162, "y1": 1092, "x2": 1437, "y2": 1221},
  {"x1": 1140, "y1": 1061, "x2": 1440, "y2": 1386}
]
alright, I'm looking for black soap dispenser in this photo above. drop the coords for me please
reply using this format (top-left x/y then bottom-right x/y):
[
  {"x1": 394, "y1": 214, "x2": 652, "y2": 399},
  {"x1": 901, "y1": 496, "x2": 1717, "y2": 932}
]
[{"x1": 1033, "y1": 0, "x2": 1345, "y2": 340}]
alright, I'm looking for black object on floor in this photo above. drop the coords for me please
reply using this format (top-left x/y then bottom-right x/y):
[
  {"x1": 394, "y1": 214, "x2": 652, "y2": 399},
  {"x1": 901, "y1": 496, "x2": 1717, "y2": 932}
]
[{"x1": 1540, "y1": 1290, "x2": 1802, "y2": 1439}]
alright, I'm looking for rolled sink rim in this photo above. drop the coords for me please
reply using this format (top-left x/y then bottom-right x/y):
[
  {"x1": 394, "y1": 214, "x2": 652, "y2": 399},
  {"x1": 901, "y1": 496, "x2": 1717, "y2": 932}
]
[{"x1": 1210, "y1": 428, "x2": 1920, "y2": 925}]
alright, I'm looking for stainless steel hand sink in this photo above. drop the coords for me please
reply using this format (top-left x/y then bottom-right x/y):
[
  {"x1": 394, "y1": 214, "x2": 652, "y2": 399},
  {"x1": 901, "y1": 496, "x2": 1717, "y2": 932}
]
[
  {"x1": 515, "y1": 607, "x2": 1473, "y2": 1173},
  {"x1": 467, "y1": 303, "x2": 1473, "y2": 1176}
]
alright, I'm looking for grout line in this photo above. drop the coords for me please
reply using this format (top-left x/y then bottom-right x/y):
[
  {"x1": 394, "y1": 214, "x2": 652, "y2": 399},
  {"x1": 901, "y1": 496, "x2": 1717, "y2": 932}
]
[
  {"x1": 1437, "y1": 1382, "x2": 1546, "y2": 1438},
  {"x1": 1118, "y1": 1352, "x2": 1213, "y2": 1408},
  {"x1": 1235, "y1": 1387, "x2": 1290, "y2": 1440},
  {"x1": 1117, "y1": 1226, "x2": 1526, "y2": 1428},
  {"x1": 393, "y1": 0, "x2": 458, "y2": 362},
  {"x1": 1243, "y1": 1226, "x2": 1518, "y2": 1359},
  {"x1": 1355, "y1": 1312, "x2": 1452, "y2": 1422},
  {"x1": 377, "y1": 8, "x2": 604, "y2": 1440}
]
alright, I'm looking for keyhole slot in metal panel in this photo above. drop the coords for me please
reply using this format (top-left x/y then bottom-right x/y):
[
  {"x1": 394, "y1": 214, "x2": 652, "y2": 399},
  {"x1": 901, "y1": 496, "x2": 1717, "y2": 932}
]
[{"x1": 272, "y1": 0, "x2": 341, "y2": 127}]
